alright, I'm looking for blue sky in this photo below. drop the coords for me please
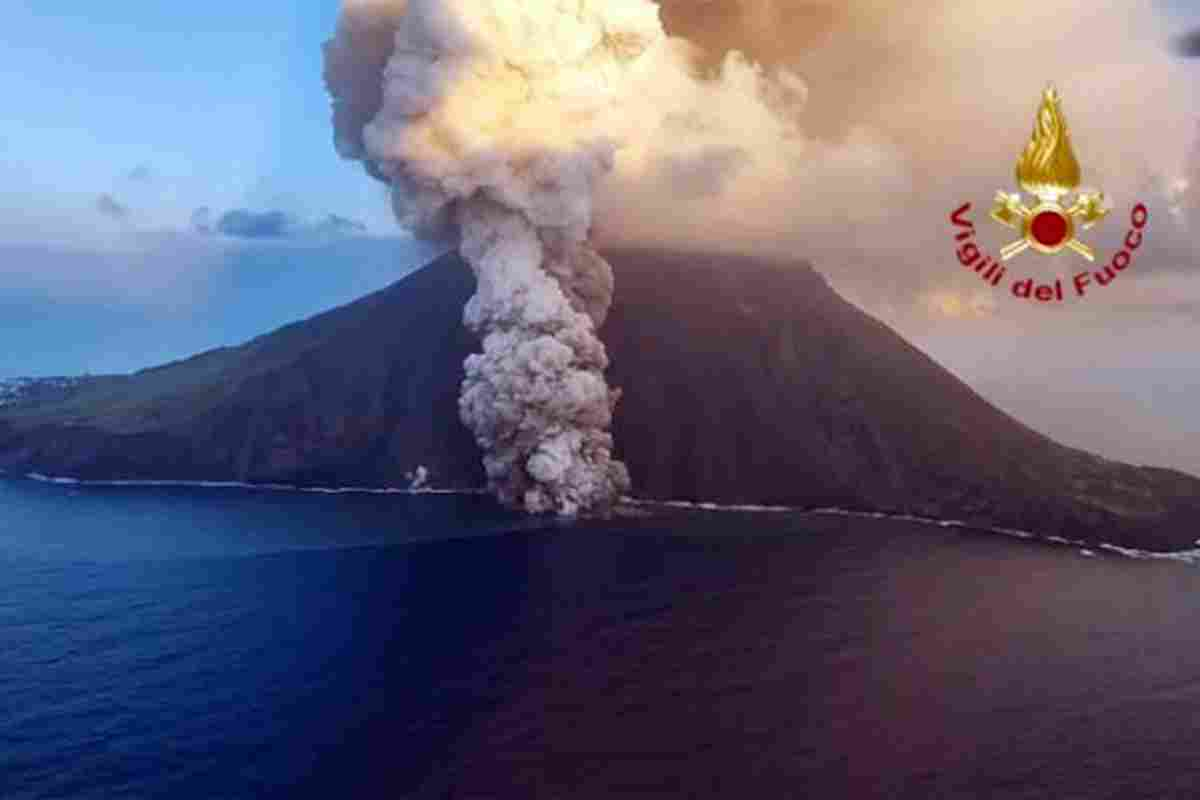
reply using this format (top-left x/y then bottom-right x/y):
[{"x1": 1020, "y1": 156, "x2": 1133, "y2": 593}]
[
  {"x1": 0, "y1": 2, "x2": 440, "y2": 377},
  {"x1": 0, "y1": 2, "x2": 388, "y2": 231}
]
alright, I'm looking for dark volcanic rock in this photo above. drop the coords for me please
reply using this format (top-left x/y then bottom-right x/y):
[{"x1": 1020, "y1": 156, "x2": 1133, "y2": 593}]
[
  {"x1": 2, "y1": 249, "x2": 1199, "y2": 550},
  {"x1": 0, "y1": 255, "x2": 484, "y2": 490}
]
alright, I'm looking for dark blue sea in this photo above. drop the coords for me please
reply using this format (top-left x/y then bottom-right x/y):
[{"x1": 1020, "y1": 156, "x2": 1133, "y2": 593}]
[{"x1": 6, "y1": 477, "x2": 1200, "y2": 799}]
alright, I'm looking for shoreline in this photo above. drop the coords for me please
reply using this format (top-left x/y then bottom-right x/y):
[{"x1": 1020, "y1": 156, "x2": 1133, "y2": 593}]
[
  {"x1": 623, "y1": 498, "x2": 1200, "y2": 564},
  {"x1": 9, "y1": 471, "x2": 1200, "y2": 562},
  {"x1": 11, "y1": 471, "x2": 485, "y2": 497}
]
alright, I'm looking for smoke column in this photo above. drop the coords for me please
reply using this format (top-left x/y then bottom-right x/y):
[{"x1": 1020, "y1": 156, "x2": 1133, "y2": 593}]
[
  {"x1": 324, "y1": 0, "x2": 682, "y2": 514},
  {"x1": 325, "y1": 0, "x2": 1196, "y2": 510}
]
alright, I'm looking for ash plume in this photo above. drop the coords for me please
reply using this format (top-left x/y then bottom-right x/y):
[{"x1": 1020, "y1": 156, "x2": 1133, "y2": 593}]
[
  {"x1": 324, "y1": 0, "x2": 1199, "y2": 514},
  {"x1": 612, "y1": 0, "x2": 1200, "y2": 320},
  {"x1": 324, "y1": 0, "x2": 666, "y2": 514},
  {"x1": 321, "y1": 1, "x2": 884, "y2": 516}
]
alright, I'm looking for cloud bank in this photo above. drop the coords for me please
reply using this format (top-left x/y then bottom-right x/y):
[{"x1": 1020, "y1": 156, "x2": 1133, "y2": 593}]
[{"x1": 193, "y1": 207, "x2": 370, "y2": 240}]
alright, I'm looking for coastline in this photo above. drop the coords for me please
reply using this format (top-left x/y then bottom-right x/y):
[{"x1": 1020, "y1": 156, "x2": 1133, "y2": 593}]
[
  {"x1": 624, "y1": 497, "x2": 1200, "y2": 563},
  {"x1": 12, "y1": 470, "x2": 485, "y2": 496},
  {"x1": 10, "y1": 471, "x2": 1198, "y2": 562}
]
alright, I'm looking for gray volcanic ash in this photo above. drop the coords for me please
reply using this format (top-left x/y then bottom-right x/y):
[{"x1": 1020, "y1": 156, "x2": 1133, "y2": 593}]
[
  {"x1": 323, "y1": 0, "x2": 1199, "y2": 515},
  {"x1": 323, "y1": 1, "x2": 675, "y2": 514}
]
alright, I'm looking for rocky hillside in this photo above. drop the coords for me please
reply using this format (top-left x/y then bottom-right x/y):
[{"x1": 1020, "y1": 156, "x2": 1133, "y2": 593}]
[{"x1": 2, "y1": 248, "x2": 1198, "y2": 550}]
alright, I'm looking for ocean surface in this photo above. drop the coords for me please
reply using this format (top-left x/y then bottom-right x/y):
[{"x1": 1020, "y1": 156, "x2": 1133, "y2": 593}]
[{"x1": 5, "y1": 478, "x2": 1200, "y2": 799}]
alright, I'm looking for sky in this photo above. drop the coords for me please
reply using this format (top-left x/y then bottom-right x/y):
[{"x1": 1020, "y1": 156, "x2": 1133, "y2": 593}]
[
  {"x1": 2, "y1": 0, "x2": 1200, "y2": 475},
  {"x1": 0, "y1": 2, "x2": 392, "y2": 233},
  {"x1": 0, "y1": 1, "x2": 439, "y2": 377}
]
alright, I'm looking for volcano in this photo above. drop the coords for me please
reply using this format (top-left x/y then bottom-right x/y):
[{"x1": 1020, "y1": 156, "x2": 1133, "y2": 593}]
[{"x1": 2, "y1": 249, "x2": 1198, "y2": 549}]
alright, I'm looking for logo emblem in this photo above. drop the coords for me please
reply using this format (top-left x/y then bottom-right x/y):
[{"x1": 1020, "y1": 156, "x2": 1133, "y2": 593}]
[{"x1": 990, "y1": 85, "x2": 1109, "y2": 261}]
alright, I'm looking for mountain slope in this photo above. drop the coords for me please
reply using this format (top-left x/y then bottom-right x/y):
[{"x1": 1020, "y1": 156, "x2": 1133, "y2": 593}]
[
  {"x1": 0, "y1": 255, "x2": 483, "y2": 488},
  {"x1": 2, "y1": 249, "x2": 1198, "y2": 549}
]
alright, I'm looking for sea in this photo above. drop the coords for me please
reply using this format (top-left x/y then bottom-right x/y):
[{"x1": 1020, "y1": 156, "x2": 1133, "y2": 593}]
[{"x1": 5, "y1": 476, "x2": 1200, "y2": 799}]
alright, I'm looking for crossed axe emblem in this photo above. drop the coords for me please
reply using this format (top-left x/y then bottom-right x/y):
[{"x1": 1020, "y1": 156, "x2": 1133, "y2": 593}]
[{"x1": 990, "y1": 190, "x2": 1109, "y2": 262}]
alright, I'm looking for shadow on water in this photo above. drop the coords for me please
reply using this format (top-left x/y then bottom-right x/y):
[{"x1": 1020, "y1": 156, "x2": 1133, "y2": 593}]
[
  {"x1": 4, "y1": 531, "x2": 553, "y2": 798},
  {"x1": 411, "y1": 514, "x2": 1200, "y2": 800},
  {"x1": 7, "y1": 486, "x2": 1200, "y2": 799}
]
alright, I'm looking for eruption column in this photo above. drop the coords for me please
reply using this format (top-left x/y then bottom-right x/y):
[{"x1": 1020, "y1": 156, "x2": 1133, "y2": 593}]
[
  {"x1": 325, "y1": 0, "x2": 664, "y2": 514},
  {"x1": 457, "y1": 197, "x2": 627, "y2": 515}
]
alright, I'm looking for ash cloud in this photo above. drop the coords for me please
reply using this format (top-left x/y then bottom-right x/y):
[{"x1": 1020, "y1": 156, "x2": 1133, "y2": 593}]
[
  {"x1": 326, "y1": 0, "x2": 1200, "y2": 320},
  {"x1": 322, "y1": 0, "x2": 408, "y2": 179},
  {"x1": 325, "y1": 0, "x2": 663, "y2": 514},
  {"x1": 599, "y1": 0, "x2": 1200, "y2": 319},
  {"x1": 324, "y1": 0, "x2": 1200, "y2": 514}
]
